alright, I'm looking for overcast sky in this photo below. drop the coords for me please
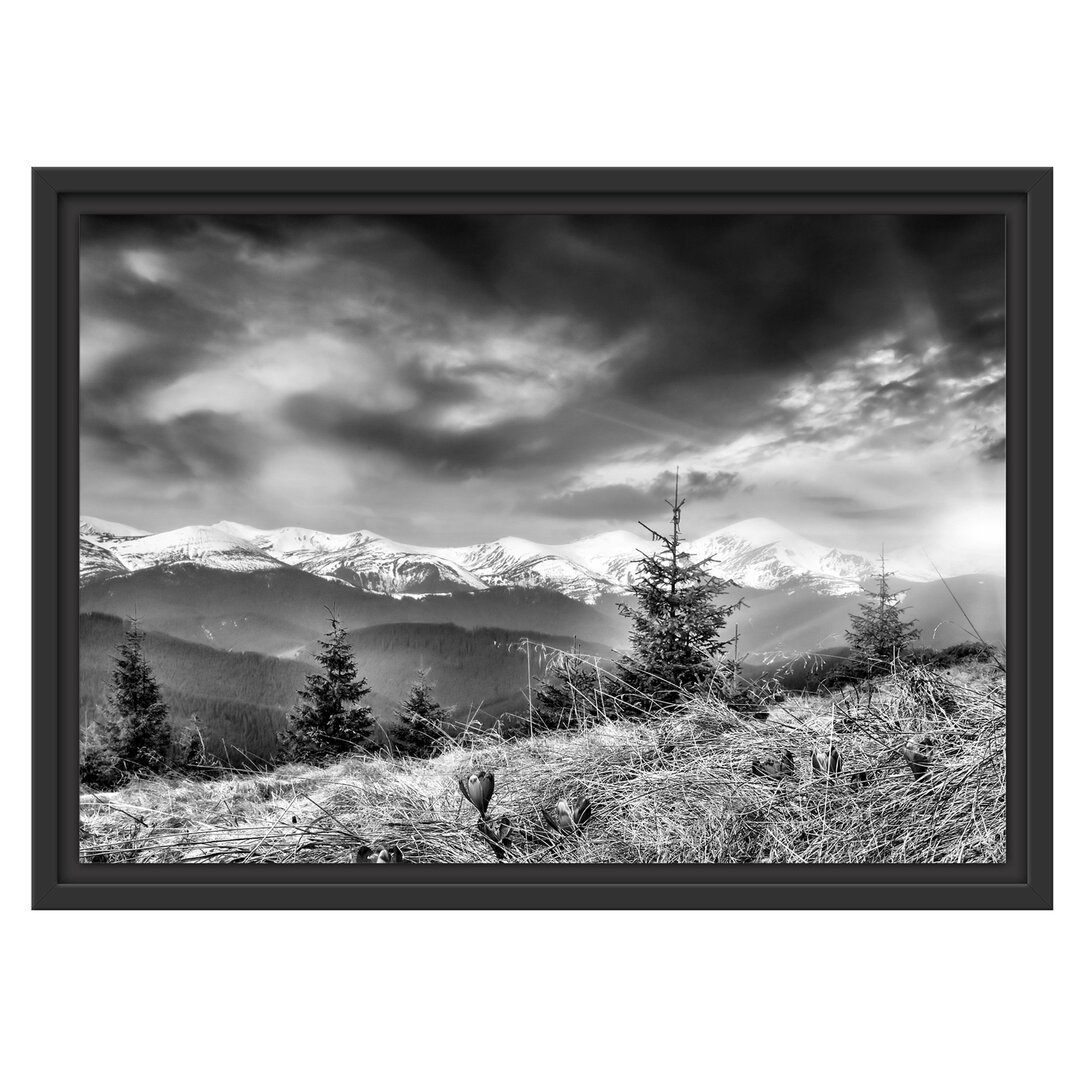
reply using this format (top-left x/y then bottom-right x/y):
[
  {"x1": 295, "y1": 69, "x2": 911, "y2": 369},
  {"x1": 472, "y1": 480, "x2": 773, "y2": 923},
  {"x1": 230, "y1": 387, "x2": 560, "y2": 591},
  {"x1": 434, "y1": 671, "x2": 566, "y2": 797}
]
[{"x1": 80, "y1": 213, "x2": 1006, "y2": 570}]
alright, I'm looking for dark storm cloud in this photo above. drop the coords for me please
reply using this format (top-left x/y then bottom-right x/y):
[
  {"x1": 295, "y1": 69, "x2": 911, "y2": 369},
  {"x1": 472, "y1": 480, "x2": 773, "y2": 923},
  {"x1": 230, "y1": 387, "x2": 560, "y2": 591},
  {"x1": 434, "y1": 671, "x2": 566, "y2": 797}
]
[
  {"x1": 82, "y1": 212, "x2": 1005, "y2": 413},
  {"x1": 84, "y1": 410, "x2": 263, "y2": 482},
  {"x1": 337, "y1": 214, "x2": 1005, "y2": 411},
  {"x1": 656, "y1": 469, "x2": 740, "y2": 498},
  {"x1": 390, "y1": 216, "x2": 509, "y2": 294},
  {"x1": 536, "y1": 469, "x2": 739, "y2": 520},
  {"x1": 80, "y1": 221, "x2": 252, "y2": 437},
  {"x1": 79, "y1": 212, "x2": 1006, "y2": 553},
  {"x1": 281, "y1": 392, "x2": 641, "y2": 476},
  {"x1": 534, "y1": 484, "x2": 669, "y2": 520},
  {"x1": 569, "y1": 215, "x2": 1004, "y2": 407}
]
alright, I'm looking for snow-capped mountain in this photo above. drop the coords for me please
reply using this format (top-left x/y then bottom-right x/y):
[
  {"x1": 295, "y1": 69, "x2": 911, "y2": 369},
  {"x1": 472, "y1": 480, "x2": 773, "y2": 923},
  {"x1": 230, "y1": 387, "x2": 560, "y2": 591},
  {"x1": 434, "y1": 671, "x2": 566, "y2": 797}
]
[
  {"x1": 441, "y1": 534, "x2": 640, "y2": 603},
  {"x1": 77, "y1": 515, "x2": 941, "y2": 598},
  {"x1": 211, "y1": 521, "x2": 363, "y2": 559},
  {"x1": 688, "y1": 518, "x2": 884, "y2": 596},
  {"x1": 106, "y1": 525, "x2": 290, "y2": 577},
  {"x1": 79, "y1": 535, "x2": 133, "y2": 584},
  {"x1": 210, "y1": 522, "x2": 491, "y2": 595},
  {"x1": 80, "y1": 516, "x2": 148, "y2": 541},
  {"x1": 297, "y1": 538, "x2": 491, "y2": 595}
]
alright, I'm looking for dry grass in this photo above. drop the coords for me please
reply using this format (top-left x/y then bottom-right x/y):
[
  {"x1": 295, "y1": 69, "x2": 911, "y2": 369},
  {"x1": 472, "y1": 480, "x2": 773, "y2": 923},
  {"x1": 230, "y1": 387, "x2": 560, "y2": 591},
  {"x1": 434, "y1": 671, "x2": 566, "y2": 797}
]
[{"x1": 79, "y1": 660, "x2": 1005, "y2": 865}]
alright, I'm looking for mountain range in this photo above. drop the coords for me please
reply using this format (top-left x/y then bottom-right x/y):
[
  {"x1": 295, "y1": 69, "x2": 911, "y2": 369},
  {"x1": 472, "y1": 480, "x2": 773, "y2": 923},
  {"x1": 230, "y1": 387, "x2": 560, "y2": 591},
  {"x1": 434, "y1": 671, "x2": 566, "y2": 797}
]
[
  {"x1": 79, "y1": 514, "x2": 949, "y2": 602},
  {"x1": 78, "y1": 513, "x2": 1005, "y2": 758}
]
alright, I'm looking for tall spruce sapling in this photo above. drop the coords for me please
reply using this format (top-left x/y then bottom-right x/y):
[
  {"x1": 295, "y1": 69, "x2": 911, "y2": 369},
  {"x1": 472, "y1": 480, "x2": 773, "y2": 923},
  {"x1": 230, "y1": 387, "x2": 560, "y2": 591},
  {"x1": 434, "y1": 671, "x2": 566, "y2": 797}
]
[
  {"x1": 178, "y1": 713, "x2": 210, "y2": 771},
  {"x1": 278, "y1": 610, "x2": 375, "y2": 762},
  {"x1": 394, "y1": 671, "x2": 449, "y2": 757},
  {"x1": 844, "y1": 551, "x2": 920, "y2": 677},
  {"x1": 532, "y1": 646, "x2": 595, "y2": 731},
  {"x1": 617, "y1": 473, "x2": 742, "y2": 709},
  {"x1": 102, "y1": 620, "x2": 172, "y2": 775}
]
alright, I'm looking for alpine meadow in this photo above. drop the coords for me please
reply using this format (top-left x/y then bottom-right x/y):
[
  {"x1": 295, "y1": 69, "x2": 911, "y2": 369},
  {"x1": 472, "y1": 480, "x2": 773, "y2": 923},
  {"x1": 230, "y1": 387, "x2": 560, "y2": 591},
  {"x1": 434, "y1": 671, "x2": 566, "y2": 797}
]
[{"x1": 78, "y1": 213, "x2": 1006, "y2": 865}]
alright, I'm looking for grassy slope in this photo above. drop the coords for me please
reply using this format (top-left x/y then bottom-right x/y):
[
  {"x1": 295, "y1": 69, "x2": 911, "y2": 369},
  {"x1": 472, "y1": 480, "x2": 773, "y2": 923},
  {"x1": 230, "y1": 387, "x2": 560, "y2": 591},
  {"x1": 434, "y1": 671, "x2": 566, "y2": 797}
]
[{"x1": 80, "y1": 659, "x2": 1005, "y2": 865}]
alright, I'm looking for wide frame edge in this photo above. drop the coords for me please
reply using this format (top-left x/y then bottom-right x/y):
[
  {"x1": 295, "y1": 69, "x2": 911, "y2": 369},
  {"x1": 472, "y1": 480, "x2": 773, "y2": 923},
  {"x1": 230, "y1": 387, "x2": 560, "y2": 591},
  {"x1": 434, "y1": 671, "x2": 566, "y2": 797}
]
[{"x1": 31, "y1": 167, "x2": 1053, "y2": 910}]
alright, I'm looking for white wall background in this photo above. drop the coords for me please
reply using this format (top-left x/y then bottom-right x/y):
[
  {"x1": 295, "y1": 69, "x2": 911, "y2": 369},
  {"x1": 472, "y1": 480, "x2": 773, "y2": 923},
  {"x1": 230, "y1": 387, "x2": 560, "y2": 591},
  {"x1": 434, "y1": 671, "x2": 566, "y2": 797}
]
[{"x1": 2, "y1": 3, "x2": 1072, "y2": 1077}]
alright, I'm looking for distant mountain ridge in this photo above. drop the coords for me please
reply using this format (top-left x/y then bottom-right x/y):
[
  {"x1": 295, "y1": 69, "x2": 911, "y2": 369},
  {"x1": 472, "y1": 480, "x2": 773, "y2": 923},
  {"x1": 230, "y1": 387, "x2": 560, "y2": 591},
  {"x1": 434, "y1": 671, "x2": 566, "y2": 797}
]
[{"x1": 79, "y1": 514, "x2": 962, "y2": 600}]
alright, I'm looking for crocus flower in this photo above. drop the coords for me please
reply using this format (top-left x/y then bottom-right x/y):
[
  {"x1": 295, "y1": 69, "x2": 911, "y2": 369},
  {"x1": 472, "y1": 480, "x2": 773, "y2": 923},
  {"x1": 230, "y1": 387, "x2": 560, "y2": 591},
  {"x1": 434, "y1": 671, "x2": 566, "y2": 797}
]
[
  {"x1": 812, "y1": 745, "x2": 842, "y2": 777},
  {"x1": 458, "y1": 771, "x2": 495, "y2": 817},
  {"x1": 752, "y1": 750, "x2": 795, "y2": 780},
  {"x1": 477, "y1": 816, "x2": 513, "y2": 860},
  {"x1": 903, "y1": 743, "x2": 930, "y2": 779},
  {"x1": 356, "y1": 845, "x2": 404, "y2": 864},
  {"x1": 752, "y1": 758, "x2": 781, "y2": 780},
  {"x1": 555, "y1": 796, "x2": 592, "y2": 832}
]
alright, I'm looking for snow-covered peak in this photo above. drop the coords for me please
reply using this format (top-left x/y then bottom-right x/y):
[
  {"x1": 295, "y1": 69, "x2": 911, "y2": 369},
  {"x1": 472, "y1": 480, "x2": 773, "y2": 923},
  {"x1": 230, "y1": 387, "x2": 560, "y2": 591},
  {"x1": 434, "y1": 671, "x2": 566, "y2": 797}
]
[
  {"x1": 207, "y1": 520, "x2": 263, "y2": 541},
  {"x1": 79, "y1": 534, "x2": 132, "y2": 583},
  {"x1": 210, "y1": 521, "x2": 364, "y2": 558},
  {"x1": 80, "y1": 515, "x2": 147, "y2": 539},
  {"x1": 687, "y1": 519, "x2": 874, "y2": 594},
  {"x1": 454, "y1": 530, "x2": 647, "y2": 569},
  {"x1": 79, "y1": 513, "x2": 979, "y2": 601},
  {"x1": 111, "y1": 525, "x2": 289, "y2": 574},
  {"x1": 700, "y1": 517, "x2": 804, "y2": 548},
  {"x1": 555, "y1": 530, "x2": 650, "y2": 562}
]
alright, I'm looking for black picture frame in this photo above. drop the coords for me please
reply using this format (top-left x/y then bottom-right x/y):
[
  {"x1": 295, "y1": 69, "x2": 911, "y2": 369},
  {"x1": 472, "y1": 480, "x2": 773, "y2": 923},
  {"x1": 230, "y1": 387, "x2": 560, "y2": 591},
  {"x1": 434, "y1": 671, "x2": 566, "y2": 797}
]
[{"x1": 32, "y1": 167, "x2": 1053, "y2": 910}]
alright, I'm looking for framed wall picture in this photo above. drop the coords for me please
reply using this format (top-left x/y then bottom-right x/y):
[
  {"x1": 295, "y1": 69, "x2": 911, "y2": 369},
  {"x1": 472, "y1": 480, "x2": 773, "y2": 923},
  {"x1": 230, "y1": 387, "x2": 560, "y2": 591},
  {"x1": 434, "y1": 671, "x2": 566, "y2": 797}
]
[{"x1": 32, "y1": 168, "x2": 1052, "y2": 909}]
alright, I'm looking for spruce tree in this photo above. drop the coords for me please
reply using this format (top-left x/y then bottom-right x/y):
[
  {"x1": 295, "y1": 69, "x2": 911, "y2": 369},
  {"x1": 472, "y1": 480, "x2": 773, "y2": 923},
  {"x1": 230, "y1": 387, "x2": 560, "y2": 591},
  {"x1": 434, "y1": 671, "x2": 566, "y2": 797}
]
[
  {"x1": 278, "y1": 611, "x2": 374, "y2": 762},
  {"x1": 103, "y1": 622, "x2": 171, "y2": 774},
  {"x1": 178, "y1": 713, "x2": 209, "y2": 771},
  {"x1": 845, "y1": 552, "x2": 920, "y2": 676},
  {"x1": 532, "y1": 649, "x2": 595, "y2": 731},
  {"x1": 617, "y1": 474, "x2": 742, "y2": 709},
  {"x1": 393, "y1": 671, "x2": 449, "y2": 757}
]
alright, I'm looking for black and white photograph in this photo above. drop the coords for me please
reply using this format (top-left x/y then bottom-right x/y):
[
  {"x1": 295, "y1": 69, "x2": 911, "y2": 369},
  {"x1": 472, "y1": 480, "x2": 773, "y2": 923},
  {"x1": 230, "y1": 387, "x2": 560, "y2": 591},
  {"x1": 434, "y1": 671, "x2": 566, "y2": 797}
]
[{"x1": 76, "y1": 211, "x2": 1007, "y2": 865}]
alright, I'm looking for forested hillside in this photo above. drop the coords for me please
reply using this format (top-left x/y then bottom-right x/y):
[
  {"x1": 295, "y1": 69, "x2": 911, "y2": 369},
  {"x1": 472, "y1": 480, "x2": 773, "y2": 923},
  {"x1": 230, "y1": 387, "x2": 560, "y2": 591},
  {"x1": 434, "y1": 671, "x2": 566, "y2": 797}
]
[
  {"x1": 79, "y1": 565, "x2": 626, "y2": 656},
  {"x1": 79, "y1": 614, "x2": 322, "y2": 760},
  {"x1": 79, "y1": 613, "x2": 610, "y2": 758},
  {"x1": 337, "y1": 623, "x2": 617, "y2": 724}
]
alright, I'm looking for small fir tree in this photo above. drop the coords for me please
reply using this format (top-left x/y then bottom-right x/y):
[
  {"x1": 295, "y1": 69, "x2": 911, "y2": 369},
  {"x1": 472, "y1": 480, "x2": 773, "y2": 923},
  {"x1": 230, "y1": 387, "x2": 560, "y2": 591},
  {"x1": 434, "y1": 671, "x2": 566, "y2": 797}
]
[
  {"x1": 845, "y1": 552, "x2": 920, "y2": 676},
  {"x1": 394, "y1": 671, "x2": 449, "y2": 757},
  {"x1": 532, "y1": 648, "x2": 596, "y2": 731},
  {"x1": 177, "y1": 713, "x2": 210, "y2": 771},
  {"x1": 103, "y1": 621, "x2": 171, "y2": 774},
  {"x1": 79, "y1": 728, "x2": 124, "y2": 790},
  {"x1": 278, "y1": 611, "x2": 374, "y2": 762},
  {"x1": 617, "y1": 474, "x2": 742, "y2": 709}
]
